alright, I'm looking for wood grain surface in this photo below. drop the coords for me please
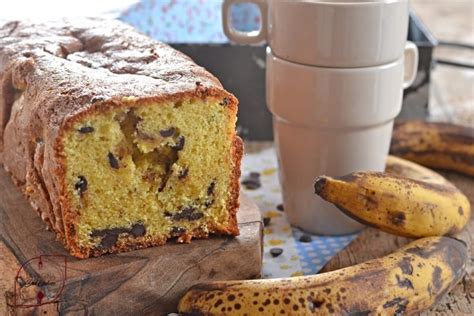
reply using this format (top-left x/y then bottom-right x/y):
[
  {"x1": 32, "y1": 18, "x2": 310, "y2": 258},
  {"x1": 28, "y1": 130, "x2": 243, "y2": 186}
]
[
  {"x1": 322, "y1": 171, "x2": 474, "y2": 315},
  {"x1": 0, "y1": 168, "x2": 263, "y2": 315},
  {"x1": 411, "y1": 0, "x2": 474, "y2": 127}
]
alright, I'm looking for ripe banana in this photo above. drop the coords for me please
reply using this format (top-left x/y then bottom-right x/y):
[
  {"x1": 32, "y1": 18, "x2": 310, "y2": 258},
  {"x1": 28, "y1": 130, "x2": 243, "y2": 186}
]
[
  {"x1": 390, "y1": 120, "x2": 474, "y2": 176},
  {"x1": 314, "y1": 161, "x2": 470, "y2": 238},
  {"x1": 385, "y1": 155, "x2": 452, "y2": 187},
  {"x1": 178, "y1": 237, "x2": 467, "y2": 315}
]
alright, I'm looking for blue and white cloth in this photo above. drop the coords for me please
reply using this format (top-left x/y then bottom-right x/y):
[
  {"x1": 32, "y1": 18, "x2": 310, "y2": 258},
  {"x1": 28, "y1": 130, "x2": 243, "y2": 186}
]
[
  {"x1": 242, "y1": 148, "x2": 358, "y2": 278},
  {"x1": 120, "y1": 0, "x2": 261, "y2": 44}
]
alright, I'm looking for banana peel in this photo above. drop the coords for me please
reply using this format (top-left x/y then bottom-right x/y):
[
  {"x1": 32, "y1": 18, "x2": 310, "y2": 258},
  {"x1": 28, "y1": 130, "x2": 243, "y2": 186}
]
[
  {"x1": 314, "y1": 156, "x2": 471, "y2": 238},
  {"x1": 178, "y1": 237, "x2": 467, "y2": 315},
  {"x1": 390, "y1": 120, "x2": 474, "y2": 177}
]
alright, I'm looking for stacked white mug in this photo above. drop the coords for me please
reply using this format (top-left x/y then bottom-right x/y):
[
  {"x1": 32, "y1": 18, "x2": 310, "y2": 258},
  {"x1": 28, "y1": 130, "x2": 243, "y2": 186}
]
[{"x1": 223, "y1": 0, "x2": 419, "y2": 235}]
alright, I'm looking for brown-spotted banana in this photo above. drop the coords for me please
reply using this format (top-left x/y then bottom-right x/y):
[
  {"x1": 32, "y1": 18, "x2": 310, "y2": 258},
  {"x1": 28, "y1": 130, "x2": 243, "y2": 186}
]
[
  {"x1": 390, "y1": 120, "x2": 474, "y2": 177},
  {"x1": 313, "y1": 157, "x2": 471, "y2": 238},
  {"x1": 178, "y1": 237, "x2": 467, "y2": 315}
]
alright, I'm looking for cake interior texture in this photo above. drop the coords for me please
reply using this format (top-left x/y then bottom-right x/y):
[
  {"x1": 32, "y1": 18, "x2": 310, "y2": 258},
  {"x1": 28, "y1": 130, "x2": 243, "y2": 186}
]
[
  {"x1": 64, "y1": 97, "x2": 238, "y2": 250},
  {"x1": 0, "y1": 18, "x2": 242, "y2": 258}
]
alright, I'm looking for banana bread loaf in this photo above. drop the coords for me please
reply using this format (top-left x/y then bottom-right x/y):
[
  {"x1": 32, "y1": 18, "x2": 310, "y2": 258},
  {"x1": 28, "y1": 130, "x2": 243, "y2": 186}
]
[{"x1": 0, "y1": 18, "x2": 242, "y2": 258}]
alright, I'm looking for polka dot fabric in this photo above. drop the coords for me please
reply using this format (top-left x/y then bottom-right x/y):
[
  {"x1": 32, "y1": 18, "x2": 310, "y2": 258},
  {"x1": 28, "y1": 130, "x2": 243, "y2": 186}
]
[
  {"x1": 242, "y1": 148, "x2": 359, "y2": 278},
  {"x1": 120, "y1": 0, "x2": 261, "y2": 43},
  {"x1": 293, "y1": 230, "x2": 356, "y2": 275}
]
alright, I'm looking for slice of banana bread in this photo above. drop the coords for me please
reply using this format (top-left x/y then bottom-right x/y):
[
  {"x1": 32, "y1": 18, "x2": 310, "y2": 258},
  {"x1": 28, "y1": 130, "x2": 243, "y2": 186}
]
[{"x1": 0, "y1": 18, "x2": 242, "y2": 258}]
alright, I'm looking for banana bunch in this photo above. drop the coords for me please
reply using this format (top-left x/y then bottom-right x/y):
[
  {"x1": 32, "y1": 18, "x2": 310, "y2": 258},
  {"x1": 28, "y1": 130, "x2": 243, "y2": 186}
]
[
  {"x1": 178, "y1": 237, "x2": 467, "y2": 315},
  {"x1": 390, "y1": 120, "x2": 474, "y2": 176},
  {"x1": 314, "y1": 156, "x2": 471, "y2": 237}
]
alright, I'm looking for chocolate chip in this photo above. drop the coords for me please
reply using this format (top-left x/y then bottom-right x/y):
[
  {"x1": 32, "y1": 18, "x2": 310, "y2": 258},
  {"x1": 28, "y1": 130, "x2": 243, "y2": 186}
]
[
  {"x1": 92, "y1": 224, "x2": 146, "y2": 248},
  {"x1": 207, "y1": 181, "x2": 216, "y2": 195},
  {"x1": 75, "y1": 176, "x2": 88, "y2": 197},
  {"x1": 277, "y1": 204, "x2": 284, "y2": 211},
  {"x1": 242, "y1": 180, "x2": 261, "y2": 190},
  {"x1": 270, "y1": 248, "x2": 283, "y2": 258},
  {"x1": 108, "y1": 152, "x2": 120, "y2": 169},
  {"x1": 263, "y1": 217, "x2": 271, "y2": 227},
  {"x1": 204, "y1": 199, "x2": 214, "y2": 208},
  {"x1": 91, "y1": 227, "x2": 128, "y2": 249},
  {"x1": 164, "y1": 211, "x2": 172, "y2": 217},
  {"x1": 130, "y1": 223, "x2": 146, "y2": 237},
  {"x1": 219, "y1": 97, "x2": 230, "y2": 106},
  {"x1": 100, "y1": 234, "x2": 118, "y2": 249},
  {"x1": 178, "y1": 168, "x2": 189, "y2": 180},
  {"x1": 195, "y1": 81, "x2": 201, "y2": 86},
  {"x1": 91, "y1": 227, "x2": 128, "y2": 238},
  {"x1": 160, "y1": 127, "x2": 176, "y2": 137},
  {"x1": 299, "y1": 234, "x2": 312, "y2": 243},
  {"x1": 250, "y1": 172, "x2": 260, "y2": 178},
  {"x1": 173, "y1": 206, "x2": 204, "y2": 221},
  {"x1": 241, "y1": 172, "x2": 261, "y2": 190},
  {"x1": 170, "y1": 226, "x2": 186, "y2": 236},
  {"x1": 172, "y1": 136, "x2": 185, "y2": 151},
  {"x1": 78, "y1": 126, "x2": 94, "y2": 134}
]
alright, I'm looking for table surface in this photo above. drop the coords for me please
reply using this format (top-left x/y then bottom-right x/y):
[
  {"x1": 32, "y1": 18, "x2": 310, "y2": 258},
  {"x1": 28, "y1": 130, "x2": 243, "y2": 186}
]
[{"x1": 411, "y1": 0, "x2": 473, "y2": 127}]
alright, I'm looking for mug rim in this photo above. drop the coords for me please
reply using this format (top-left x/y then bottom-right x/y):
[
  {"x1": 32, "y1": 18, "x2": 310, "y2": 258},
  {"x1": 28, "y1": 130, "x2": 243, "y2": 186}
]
[{"x1": 266, "y1": 47, "x2": 404, "y2": 71}]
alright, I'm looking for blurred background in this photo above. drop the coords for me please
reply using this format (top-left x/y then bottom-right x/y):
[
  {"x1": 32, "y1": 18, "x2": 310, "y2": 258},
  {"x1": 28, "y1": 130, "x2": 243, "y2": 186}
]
[{"x1": 1, "y1": 0, "x2": 472, "y2": 139}]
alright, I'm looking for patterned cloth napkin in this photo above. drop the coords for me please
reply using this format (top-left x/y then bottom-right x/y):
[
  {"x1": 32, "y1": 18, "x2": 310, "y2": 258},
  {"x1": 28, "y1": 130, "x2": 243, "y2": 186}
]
[
  {"x1": 242, "y1": 148, "x2": 358, "y2": 278},
  {"x1": 120, "y1": 0, "x2": 261, "y2": 43}
]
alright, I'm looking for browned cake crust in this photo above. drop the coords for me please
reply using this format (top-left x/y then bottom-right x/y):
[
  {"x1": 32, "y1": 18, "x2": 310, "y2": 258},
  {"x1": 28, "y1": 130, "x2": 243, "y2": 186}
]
[{"x1": 0, "y1": 18, "x2": 241, "y2": 258}]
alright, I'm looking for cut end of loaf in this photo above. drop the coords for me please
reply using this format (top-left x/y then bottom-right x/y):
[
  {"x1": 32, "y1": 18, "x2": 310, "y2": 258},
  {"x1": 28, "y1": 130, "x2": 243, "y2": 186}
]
[{"x1": 62, "y1": 96, "x2": 240, "y2": 257}]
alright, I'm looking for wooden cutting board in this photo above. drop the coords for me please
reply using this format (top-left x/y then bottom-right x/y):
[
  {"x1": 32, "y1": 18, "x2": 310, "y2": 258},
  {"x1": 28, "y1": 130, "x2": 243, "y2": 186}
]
[
  {"x1": 322, "y1": 171, "x2": 474, "y2": 315},
  {"x1": 0, "y1": 168, "x2": 263, "y2": 315}
]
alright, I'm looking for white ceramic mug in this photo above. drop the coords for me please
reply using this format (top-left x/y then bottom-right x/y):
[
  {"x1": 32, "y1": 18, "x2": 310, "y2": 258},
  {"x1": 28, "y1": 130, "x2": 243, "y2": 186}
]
[
  {"x1": 223, "y1": 0, "x2": 410, "y2": 67},
  {"x1": 266, "y1": 46, "x2": 418, "y2": 235}
]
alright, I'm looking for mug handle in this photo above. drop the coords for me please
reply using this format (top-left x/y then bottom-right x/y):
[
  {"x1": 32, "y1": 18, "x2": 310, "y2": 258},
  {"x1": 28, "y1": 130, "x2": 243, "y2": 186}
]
[
  {"x1": 222, "y1": 0, "x2": 268, "y2": 45},
  {"x1": 403, "y1": 41, "x2": 419, "y2": 89}
]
